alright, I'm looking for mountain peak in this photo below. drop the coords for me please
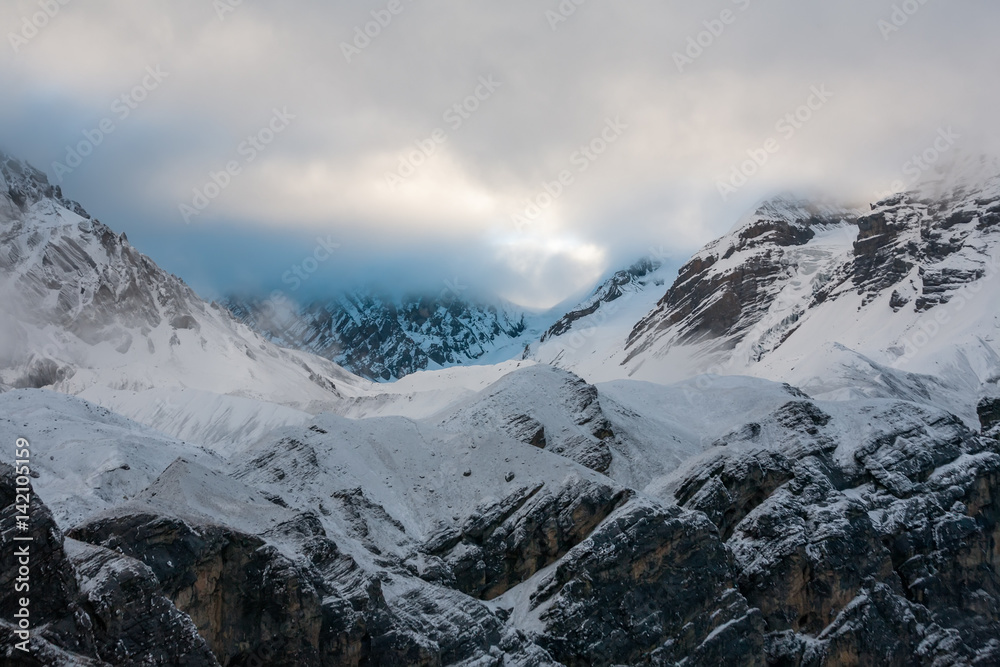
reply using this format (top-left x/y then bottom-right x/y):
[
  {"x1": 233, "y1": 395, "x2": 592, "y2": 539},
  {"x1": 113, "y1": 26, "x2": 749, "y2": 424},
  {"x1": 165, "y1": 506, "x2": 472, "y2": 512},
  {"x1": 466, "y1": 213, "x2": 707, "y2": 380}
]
[
  {"x1": 0, "y1": 150, "x2": 90, "y2": 221},
  {"x1": 723, "y1": 195, "x2": 858, "y2": 241},
  {"x1": 0, "y1": 149, "x2": 361, "y2": 408}
]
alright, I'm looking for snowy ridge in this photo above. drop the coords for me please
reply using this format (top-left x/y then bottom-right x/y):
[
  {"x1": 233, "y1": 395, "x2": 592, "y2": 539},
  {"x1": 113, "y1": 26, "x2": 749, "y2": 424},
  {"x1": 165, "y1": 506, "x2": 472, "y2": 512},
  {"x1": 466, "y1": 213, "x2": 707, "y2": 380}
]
[
  {"x1": 604, "y1": 166, "x2": 1000, "y2": 430},
  {"x1": 0, "y1": 150, "x2": 367, "y2": 415},
  {"x1": 526, "y1": 257, "x2": 677, "y2": 383}
]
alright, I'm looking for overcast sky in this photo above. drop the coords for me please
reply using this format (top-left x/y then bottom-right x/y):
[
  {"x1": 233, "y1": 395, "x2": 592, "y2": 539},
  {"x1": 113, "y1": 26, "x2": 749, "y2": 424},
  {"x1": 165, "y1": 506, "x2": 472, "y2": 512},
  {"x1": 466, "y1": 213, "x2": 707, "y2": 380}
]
[{"x1": 1, "y1": 0, "x2": 997, "y2": 308}]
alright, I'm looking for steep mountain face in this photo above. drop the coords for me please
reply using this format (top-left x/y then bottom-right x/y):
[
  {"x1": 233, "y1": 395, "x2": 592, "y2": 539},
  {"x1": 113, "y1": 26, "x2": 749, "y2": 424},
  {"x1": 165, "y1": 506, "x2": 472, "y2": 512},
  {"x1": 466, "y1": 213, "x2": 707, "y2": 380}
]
[
  {"x1": 0, "y1": 150, "x2": 362, "y2": 412},
  {"x1": 0, "y1": 461, "x2": 219, "y2": 666},
  {"x1": 671, "y1": 397, "x2": 1000, "y2": 665},
  {"x1": 852, "y1": 170, "x2": 1000, "y2": 312},
  {"x1": 226, "y1": 290, "x2": 541, "y2": 381},
  {"x1": 619, "y1": 161, "x2": 1000, "y2": 420},
  {"x1": 624, "y1": 197, "x2": 861, "y2": 374}
]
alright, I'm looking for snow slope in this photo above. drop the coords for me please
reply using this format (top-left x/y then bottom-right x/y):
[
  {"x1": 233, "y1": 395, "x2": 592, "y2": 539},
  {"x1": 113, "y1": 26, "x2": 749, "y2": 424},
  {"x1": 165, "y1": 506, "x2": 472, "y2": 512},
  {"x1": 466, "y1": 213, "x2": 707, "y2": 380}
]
[
  {"x1": 0, "y1": 151, "x2": 369, "y2": 418},
  {"x1": 583, "y1": 162, "x2": 1000, "y2": 429},
  {"x1": 0, "y1": 389, "x2": 222, "y2": 527},
  {"x1": 527, "y1": 258, "x2": 677, "y2": 383}
]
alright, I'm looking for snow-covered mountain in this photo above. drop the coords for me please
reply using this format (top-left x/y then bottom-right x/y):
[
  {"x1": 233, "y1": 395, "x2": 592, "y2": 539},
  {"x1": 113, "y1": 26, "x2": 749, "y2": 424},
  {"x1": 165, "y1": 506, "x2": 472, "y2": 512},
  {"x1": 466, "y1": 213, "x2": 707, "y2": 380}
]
[
  {"x1": 520, "y1": 159, "x2": 1000, "y2": 433},
  {"x1": 0, "y1": 150, "x2": 364, "y2": 414},
  {"x1": 622, "y1": 196, "x2": 864, "y2": 380},
  {"x1": 226, "y1": 289, "x2": 549, "y2": 381},
  {"x1": 3, "y1": 147, "x2": 1000, "y2": 666},
  {"x1": 6, "y1": 363, "x2": 999, "y2": 664},
  {"x1": 617, "y1": 159, "x2": 1000, "y2": 426},
  {"x1": 526, "y1": 257, "x2": 676, "y2": 380}
]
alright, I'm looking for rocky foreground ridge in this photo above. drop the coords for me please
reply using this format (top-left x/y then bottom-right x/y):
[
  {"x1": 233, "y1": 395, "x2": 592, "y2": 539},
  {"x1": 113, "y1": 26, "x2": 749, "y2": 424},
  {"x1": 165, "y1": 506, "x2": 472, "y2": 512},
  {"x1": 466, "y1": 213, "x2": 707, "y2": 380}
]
[{"x1": 2, "y1": 376, "x2": 999, "y2": 666}]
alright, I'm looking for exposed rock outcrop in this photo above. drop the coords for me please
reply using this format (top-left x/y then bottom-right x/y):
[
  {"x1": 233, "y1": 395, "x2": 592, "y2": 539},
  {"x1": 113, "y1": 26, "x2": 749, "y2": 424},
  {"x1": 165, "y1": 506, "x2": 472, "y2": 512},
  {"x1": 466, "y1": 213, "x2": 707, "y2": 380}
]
[
  {"x1": 423, "y1": 477, "x2": 632, "y2": 600},
  {"x1": 0, "y1": 463, "x2": 218, "y2": 666},
  {"x1": 66, "y1": 540, "x2": 220, "y2": 666},
  {"x1": 625, "y1": 198, "x2": 858, "y2": 363},
  {"x1": 979, "y1": 397, "x2": 1000, "y2": 437},
  {"x1": 675, "y1": 397, "x2": 1000, "y2": 665},
  {"x1": 528, "y1": 499, "x2": 767, "y2": 666},
  {"x1": 437, "y1": 366, "x2": 617, "y2": 472},
  {"x1": 68, "y1": 513, "x2": 357, "y2": 666}
]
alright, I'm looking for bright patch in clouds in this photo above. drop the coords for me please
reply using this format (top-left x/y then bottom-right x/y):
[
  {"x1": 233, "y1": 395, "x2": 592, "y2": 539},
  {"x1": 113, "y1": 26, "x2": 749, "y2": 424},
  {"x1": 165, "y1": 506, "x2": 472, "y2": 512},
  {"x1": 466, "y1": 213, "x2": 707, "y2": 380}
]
[
  {"x1": 494, "y1": 234, "x2": 607, "y2": 309},
  {"x1": 1, "y1": 1, "x2": 997, "y2": 302}
]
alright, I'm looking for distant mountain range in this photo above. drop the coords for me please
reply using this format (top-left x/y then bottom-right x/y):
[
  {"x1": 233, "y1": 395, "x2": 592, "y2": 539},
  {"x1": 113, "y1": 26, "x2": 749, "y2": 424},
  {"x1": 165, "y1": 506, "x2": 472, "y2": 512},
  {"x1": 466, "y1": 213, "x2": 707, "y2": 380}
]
[{"x1": 224, "y1": 290, "x2": 545, "y2": 381}]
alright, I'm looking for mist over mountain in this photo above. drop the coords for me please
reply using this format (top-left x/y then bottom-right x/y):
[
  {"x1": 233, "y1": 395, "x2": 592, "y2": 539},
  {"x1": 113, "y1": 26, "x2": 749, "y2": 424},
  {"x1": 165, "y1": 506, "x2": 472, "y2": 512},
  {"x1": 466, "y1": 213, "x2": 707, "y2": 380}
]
[
  {"x1": 224, "y1": 289, "x2": 545, "y2": 381},
  {"x1": 4, "y1": 2, "x2": 999, "y2": 309}
]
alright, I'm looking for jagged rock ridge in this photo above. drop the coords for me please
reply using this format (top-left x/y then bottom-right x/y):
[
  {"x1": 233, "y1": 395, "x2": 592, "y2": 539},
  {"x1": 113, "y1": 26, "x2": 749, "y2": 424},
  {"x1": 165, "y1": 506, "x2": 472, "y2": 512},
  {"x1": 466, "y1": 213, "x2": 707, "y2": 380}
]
[{"x1": 226, "y1": 290, "x2": 539, "y2": 381}]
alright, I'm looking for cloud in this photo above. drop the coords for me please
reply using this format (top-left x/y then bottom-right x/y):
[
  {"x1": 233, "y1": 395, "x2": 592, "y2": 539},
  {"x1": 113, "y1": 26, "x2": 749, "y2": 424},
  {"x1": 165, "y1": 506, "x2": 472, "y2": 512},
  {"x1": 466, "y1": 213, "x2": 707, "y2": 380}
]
[{"x1": 1, "y1": 0, "x2": 998, "y2": 308}]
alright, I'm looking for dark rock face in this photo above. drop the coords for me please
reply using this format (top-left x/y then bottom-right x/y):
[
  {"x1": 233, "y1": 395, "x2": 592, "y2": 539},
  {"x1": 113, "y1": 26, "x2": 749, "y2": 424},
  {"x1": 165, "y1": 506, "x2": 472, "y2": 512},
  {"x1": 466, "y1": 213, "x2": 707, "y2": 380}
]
[
  {"x1": 66, "y1": 540, "x2": 221, "y2": 666},
  {"x1": 852, "y1": 194, "x2": 920, "y2": 303},
  {"x1": 631, "y1": 251, "x2": 781, "y2": 346},
  {"x1": 675, "y1": 398, "x2": 1000, "y2": 666},
  {"x1": 65, "y1": 509, "x2": 533, "y2": 666},
  {"x1": 0, "y1": 464, "x2": 99, "y2": 662},
  {"x1": 845, "y1": 179, "x2": 1000, "y2": 314},
  {"x1": 528, "y1": 500, "x2": 767, "y2": 666},
  {"x1": 0, "y1": 463, "x2": 218, "y2": 666},
  {"x1": 730, "y1": 460, "x2": 898, "y2": 635},
  {"x1": 226, "y1": 291, "x2": 529, "y2": 381},
  {"x1": 851, "y1": 187, "x2": 999, "y2": 312},
  {"x1": 979, "y1": 397, "x2": 1000, "y2": 436},
  {"x1": 68, "y1": 513, "x2": 349, "y2": 666},
  {"x1": 625, "y1": 199, "x2": 856, "y2": 362},
  {"x1": 423, "y1": 478, "x2": 632, "y2": 600},
  {"x1": 675, "y1": 448, "x2": 794, "y2": 541}
]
